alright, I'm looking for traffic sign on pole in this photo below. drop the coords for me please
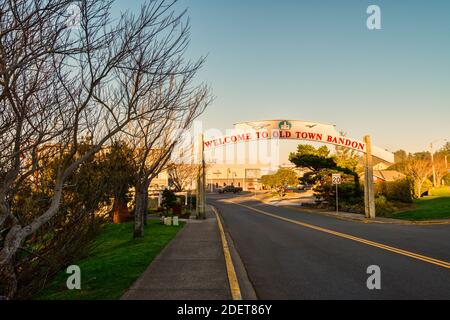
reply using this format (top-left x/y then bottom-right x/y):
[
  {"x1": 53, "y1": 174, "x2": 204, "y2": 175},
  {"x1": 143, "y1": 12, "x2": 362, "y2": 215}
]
[
  {"x1": 332, "y1": 174, "x2": 342, "y2": 185},
  {"x1": 332, "y1": 174, "x2": 341, "y2": 214}
]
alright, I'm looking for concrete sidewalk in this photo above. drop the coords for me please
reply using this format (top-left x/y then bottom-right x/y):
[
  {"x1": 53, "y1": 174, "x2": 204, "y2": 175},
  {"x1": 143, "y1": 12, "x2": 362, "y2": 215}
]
[{"x1": 121, "y1": 208, "x2": 231, "y2": 300}]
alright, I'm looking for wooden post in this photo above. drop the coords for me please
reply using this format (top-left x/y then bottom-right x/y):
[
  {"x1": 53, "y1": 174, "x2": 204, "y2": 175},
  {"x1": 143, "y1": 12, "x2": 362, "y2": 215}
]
[
  {"x1": 364, "y1": 135, "x2": 376, "y2": 219},
  {"x1": 196, "y1": 133, "x2": 206, "y2": 219}
]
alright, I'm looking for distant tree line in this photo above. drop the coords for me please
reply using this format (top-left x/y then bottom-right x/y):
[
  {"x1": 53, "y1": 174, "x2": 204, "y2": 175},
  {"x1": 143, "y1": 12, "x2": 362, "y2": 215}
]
[{"x1": 392, "y1": 143, "x2": 450, "y2": 197}]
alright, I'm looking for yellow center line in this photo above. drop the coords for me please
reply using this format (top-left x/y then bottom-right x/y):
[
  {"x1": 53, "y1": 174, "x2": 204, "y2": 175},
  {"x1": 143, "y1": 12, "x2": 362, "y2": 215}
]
[{"x1": 230, "y1": 201, "x2": 450, "y2": 270}]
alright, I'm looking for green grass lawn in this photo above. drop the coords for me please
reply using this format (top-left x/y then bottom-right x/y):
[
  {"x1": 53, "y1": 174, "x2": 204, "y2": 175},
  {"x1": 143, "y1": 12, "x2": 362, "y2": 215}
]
[
  {"x1": 35, "y1": 220, "x2": 183, "y2": 300},
  {"x1": 393, "y1": 187, "x2": 450, "y2": 221}
]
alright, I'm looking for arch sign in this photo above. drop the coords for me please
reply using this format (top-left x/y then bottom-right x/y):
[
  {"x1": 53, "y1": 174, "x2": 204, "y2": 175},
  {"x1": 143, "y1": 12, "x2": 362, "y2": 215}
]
[{"x1": 203, "y1": 120, "x2": 394, "y2": 163}]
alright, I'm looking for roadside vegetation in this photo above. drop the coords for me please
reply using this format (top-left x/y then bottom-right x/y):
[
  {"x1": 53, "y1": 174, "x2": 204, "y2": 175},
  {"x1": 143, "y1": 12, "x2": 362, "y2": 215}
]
[
  {"x1": 392, "y1": 187, "x2": 450, "y2": 221},
  {"x1": 35, "y1": 221, "x2": 183, "y2": 300},
  {"x1": 261, "y1": 169, "x2": 299, "y2": 197},
  {"x1": 288, "y1": 143, "x2": 366, "y2": 212},
  {"x1": 283, "y1": 141, "x2": 450, "y2": 221}
]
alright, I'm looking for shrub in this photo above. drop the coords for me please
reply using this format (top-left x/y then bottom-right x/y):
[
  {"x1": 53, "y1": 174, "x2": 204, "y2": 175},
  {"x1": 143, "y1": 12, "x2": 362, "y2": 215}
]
[
  {"x1": 421, "y1": 179, "x2": 433, "y2": 197},
  {"x1": 161, "y1": 189, "x2": 177, "y2": 215},
  {"x1": 314, "y1": 181, "x2": 363, "y2": 207},
  {"x1": 376, "y1": 179, "x2": 413, "y2": 203},
  {"x1": 375, "y1": 196, "x2": 397, "y2": 217}
]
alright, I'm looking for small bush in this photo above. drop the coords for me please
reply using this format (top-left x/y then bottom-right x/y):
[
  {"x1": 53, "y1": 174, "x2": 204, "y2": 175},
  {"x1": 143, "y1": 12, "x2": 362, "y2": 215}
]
[
  {"x1": 420, "y1": 179, "x2": 434, "y2": 197},
  {"x1": 161, "y1": 189, "x2": 177, "y2": 215},
  {"x1": 375, "y1": 196, "x2": 397, "y2": 217},
  {"x1": 315, "y1": 181, "x2": 363, "y2": 207},
  {"x1": 376, "y1": 179, "x2": 413, "y2": 203}
]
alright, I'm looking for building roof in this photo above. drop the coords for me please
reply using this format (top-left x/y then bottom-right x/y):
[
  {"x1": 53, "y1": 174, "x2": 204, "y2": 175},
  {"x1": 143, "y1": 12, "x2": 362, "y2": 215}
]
[{"x1": 373, "y1": 170, "x2": 406, "y2": 182}]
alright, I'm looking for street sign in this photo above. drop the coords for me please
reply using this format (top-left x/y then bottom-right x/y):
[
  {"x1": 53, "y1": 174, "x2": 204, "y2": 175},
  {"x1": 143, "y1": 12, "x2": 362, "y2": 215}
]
[
  {"x1": 332, "y1": 174, "x2": 341, "y2": 214},
  {"x1": 332, "y1": 174, "x2": 342, "y2": 185}
]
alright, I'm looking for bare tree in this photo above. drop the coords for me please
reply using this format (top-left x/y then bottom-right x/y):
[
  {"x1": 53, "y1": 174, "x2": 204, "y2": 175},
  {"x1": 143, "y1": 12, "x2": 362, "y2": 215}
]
[
  {"x1": 0, "y1": 0, "x2": 80, "y2": 298},
  {"x1": 404, "y1": 159, "x2": 432, "y2": 197},
  {"x1": 0, "y1": 0, "x2": 206, "y2": 299},
  {"x1": 167, "y1": 163, "x2": 200, "y2": 192},
  {"x1": 123, "y1": 76, "x2": 210, "y2": 238}
]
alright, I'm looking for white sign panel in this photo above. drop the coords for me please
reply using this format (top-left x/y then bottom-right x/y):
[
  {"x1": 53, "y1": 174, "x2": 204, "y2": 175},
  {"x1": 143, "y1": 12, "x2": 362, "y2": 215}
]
[
  {"x1": 203, "y1": 120, "x2": 394, "y2": 163},
  {"x1": 332, "y1": 174, "x2": 342, "y2": 185}
]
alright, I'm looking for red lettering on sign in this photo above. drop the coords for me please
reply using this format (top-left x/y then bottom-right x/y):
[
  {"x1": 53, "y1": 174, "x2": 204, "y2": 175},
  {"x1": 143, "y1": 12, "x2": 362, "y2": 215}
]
[
  {"x1": 279, "y1": 131, "x2": 292, "y2": 138},
  {"x1": 203, "y1": 131, "x2": 367, "y2": 152},
  {"x1": 308, "y1": 132, "x2": 322, "y2": 141},
  {"x1": 204, "y1": 141, "x2": 213, "y2": 148},
  {"x1": 327, "y1": 135, "x2": 338, "y2": 144}
]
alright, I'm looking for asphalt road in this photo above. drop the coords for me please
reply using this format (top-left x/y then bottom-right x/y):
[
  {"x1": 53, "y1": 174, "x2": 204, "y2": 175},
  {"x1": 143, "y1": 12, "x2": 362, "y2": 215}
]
[{"x1": 208, "y1": 194, "x2": 450, "y2": 300}]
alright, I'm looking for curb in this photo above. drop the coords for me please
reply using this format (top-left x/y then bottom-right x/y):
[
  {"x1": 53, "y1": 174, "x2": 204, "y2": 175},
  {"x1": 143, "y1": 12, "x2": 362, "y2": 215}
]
[
  {"x1": 240, "y1": 195, "x2": 450, "y2": 226},
  {"x1": 280, "y1": 205, "x2": 450, "y2": 226},
  {"x1": 211, "y1": 205, "x2": 242, "y2": 300}
]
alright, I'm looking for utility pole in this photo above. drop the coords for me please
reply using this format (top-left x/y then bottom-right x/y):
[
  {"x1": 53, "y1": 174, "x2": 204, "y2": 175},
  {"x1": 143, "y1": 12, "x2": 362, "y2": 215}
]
[
  {"x1": 196, "y1": 133, "x2": 206, "y2": 219},
  {"x1": 429, "y1": 139, "x2": 448, "y2": 187},
  {"x1": 430, "y1": 142, "x2": 437, "y2": 187},
  {"x1": 364, "y1": 135, "x2": 376, "y2": 219}
]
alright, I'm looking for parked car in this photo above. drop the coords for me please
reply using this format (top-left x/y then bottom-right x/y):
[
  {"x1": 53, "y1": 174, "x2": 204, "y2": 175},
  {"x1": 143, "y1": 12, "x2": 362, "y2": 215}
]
[{"x1": 217, "y1": 186, "x2": 243, "y2": 194}]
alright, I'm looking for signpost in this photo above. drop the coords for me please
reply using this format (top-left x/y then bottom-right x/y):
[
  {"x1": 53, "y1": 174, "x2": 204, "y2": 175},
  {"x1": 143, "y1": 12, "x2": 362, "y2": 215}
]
[
  {"x1": 196, "y1": 133, "x2": 206, "y2": 219},
  {"x1": 364, "y1": 135, "x2": 376, "y2": 219},
  {"x1": 332, "y1": 174, "x2": 342, "y2": 214}
]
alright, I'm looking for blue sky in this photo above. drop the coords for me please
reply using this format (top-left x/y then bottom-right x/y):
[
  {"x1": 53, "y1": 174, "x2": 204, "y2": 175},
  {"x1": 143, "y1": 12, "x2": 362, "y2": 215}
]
[{"x1": 116, "y1": 0, "x2": 450, "y2": 153}]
